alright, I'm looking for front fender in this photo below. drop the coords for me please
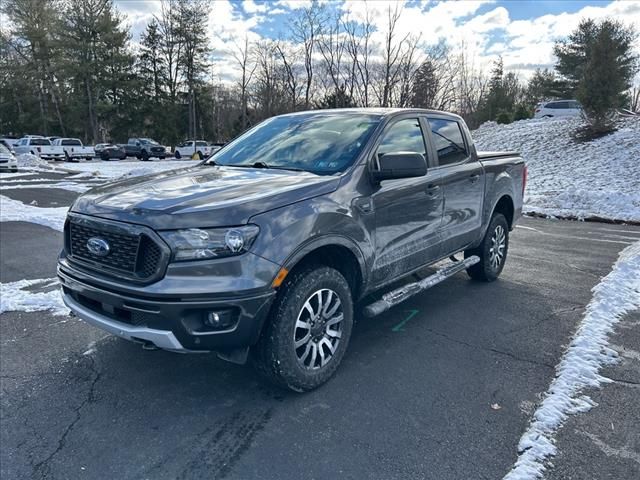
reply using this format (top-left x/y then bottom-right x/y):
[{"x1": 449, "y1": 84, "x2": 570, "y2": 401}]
[{"x1": 249, "y1": 197, "x2": 374, "y2": 287}]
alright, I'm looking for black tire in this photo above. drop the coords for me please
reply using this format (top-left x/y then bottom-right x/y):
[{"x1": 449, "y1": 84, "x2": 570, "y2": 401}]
[
  {"x1": 11, "y1": 168, "x2": 18, "y2": 173},
  {"x1": 64, "y1": 152, "x2": 71, "y2": 162},
  {"x1": 141, "y1": 150, "x2": 149, "y2": 161},
  {"x1": 174, "y1": 150, "x2": 181, "y2": 159},
  {"x1": 253, "y1": 266, "x2": 354, "y2": 392},
  {"x1": 465, "y1": 213, "x2": 509, "y2": 282},
  {"x1": 100, "y1": 152, "x2": 109, "y2": 161}
]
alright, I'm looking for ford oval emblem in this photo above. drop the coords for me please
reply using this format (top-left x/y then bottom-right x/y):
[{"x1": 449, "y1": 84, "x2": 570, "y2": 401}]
[{"x1": 87, "y1": 237, "x2": 110, "y2": 257}]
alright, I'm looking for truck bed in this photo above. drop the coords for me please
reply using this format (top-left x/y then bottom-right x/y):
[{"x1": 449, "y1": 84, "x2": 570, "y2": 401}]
[{"x1": 477, "y1": 151, "x2": 520, "y2": 160}]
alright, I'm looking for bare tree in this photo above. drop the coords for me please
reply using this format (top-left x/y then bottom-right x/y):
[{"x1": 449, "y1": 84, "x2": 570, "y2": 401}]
[
  {"x1": 343, "y1": 7, "x2": 373, "y2": 106},
  {"x1": 156, "y1": 0, "x2": 182, "y2": 101},
  {"x1": 232, "y1": 35, "x2": 257, "y2": 130},
  {"x1": 275, "y1": 41, "x2": 299, "y2": 110},
  {"x1": 380, "y1": 4, "x2": 409, "y2": 107},
  {"x1": 317, "y1": 14, "x2": 346, "y2": 101},
  {"x1": 290, "y1": 3, "x2": 324, "y2": 109}
]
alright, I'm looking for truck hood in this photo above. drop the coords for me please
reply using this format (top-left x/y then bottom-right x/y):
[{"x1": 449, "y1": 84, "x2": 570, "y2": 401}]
[{"x1": 71, "y1": 165, "x2": 340, "y2": 229}]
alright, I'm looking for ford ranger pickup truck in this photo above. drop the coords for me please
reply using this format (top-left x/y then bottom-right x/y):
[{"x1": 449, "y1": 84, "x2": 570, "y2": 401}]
[{"x1": 58, "y1": 109, "x2": 526, "y2": 391}]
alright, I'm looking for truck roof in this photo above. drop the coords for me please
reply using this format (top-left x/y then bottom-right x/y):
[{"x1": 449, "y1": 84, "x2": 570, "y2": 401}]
[{"x1": 278, "y1": 107, "x2": 463, "y2": 121}]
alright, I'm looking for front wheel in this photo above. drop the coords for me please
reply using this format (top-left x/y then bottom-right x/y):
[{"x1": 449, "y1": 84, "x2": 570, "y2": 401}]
[
  {"x1": 253, "y1": 266, "x2": 354, "y2": 392},
  {"x1": 465, "y1": 213, "x2": 509, "y2": 282}
]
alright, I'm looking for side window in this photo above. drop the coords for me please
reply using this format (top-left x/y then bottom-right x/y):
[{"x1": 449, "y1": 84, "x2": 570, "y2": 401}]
[
  {"x1": 376, "y1": 118, "x2": 426, "y2": 159},
  {"x1": 427, "y1": 118, "x2": 468, "y2": 166}
]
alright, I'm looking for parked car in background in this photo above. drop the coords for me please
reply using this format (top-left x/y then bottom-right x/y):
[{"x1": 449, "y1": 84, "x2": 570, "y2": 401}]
[
  {"x1": 209, "y1": 142, "x2": 225, "y2": 154},
  {"x1": 534, "y1": 100, "x2": 582, "y2": 118},
  {"x1": 0, "y1": 143, "x2": 18, "y2": 172},
  {"x1": 174, "y1": 140, "x2": 216, "y2": 159},
  {"x1": 0, "y1": 136, "x2": 20, "y2": 149},
  {"x1": 13, "y1": 136, "x2": 65, "y2": 161},
  {"x1": 52, "y1": 138, "x2": 94, "y2": 161},
  {"x1": 120, "y1": 138, "x2": 167, "y2": 161},
  {"x1": 94, "y1": 143, "x2": 126, "y2": 161}
]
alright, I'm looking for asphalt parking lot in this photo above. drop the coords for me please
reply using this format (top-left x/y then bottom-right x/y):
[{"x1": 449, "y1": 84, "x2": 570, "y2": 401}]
[{"x1": 1, "y1": 171, "x2": 639, "y2": 480}]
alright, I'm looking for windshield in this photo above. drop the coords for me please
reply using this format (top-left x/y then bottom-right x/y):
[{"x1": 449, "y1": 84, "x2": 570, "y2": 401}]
[
  {"x1": 140, "y1": 138, "x2": 159, "y2": 145},
  {"x1": 30, "y1": 139, "x2": 51, "y2": 146},
  {"x1": 211, "y1": 113, "x2": 381, "y2": 175},
  {"x1": 0, "y1": 143, "x2": 10, "y2": 154}
]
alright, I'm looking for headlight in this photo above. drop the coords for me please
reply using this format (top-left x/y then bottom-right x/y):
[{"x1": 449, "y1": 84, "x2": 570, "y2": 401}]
[{"x1": 159, "y1": 225, "x2": 259, "y2": 261}]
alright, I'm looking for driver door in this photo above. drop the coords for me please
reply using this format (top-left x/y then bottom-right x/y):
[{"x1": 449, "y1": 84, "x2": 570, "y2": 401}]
[{"x1": 370, "y1": 117, "x2": 444, "y2": 286}]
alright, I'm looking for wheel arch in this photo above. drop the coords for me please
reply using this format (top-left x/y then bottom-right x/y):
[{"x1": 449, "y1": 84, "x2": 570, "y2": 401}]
[
  {"x1": 493, "y1": 194, "x2": 515, "y2": 229},
  {"x1": 280, "y1": 236, "x2": 367, "y2": 300}
]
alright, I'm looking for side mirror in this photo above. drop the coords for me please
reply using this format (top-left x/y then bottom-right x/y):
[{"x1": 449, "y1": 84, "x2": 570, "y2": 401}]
[{"x1": 372, "y1": 152, "x2": 427, "y2": 182}]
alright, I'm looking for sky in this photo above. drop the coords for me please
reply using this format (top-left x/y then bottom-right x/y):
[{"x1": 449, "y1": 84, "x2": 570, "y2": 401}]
[{"x1": 114, "y1": 0, "x2": 640, "y2": 83}]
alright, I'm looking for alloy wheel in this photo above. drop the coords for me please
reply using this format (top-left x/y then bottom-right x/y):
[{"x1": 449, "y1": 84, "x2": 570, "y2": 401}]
[{"x1": 293, "y1": 289, "x2": 344, "y2": 370}]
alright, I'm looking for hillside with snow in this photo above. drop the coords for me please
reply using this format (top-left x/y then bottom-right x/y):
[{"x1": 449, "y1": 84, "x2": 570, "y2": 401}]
[{"x1": 474, "y1": 116, "x2": 640, "y2": 223}]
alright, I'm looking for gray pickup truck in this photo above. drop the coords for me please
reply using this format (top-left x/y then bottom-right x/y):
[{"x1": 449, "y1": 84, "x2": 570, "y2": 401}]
[
  {"x1": 58, "y1": 109, "x2": 526, "y2": 391},
  {"x1": 120, "y1": 138, "x2": 167, "y2": 161}
]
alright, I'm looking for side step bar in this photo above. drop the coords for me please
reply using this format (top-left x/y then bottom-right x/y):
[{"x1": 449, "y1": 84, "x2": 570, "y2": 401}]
[{"x1": 364, "y1": 255, "x2": 480, "y2": 317}]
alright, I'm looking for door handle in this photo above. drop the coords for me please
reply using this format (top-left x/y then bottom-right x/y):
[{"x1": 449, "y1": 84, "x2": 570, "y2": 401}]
[{"x1": 469, "y1": 174, "x2": 480, "y2": 183}]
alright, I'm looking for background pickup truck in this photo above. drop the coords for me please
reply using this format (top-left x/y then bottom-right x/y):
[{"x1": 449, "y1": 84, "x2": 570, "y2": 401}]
[
  {"x1": 52, "y1": 138, "x2": 94, "y2": 161},
  {"x1": 119, "y1": 138, "x2": 167, "y2": 161},
  {"x1": 174, "y1": 140, "x2": 216, "y2": 159},
  {"x1": 59, "y1": 108, "x2": 526, "y2": 392},
  {"x1": 13, "y1": 136, "x2": 65, "y2": 161}
]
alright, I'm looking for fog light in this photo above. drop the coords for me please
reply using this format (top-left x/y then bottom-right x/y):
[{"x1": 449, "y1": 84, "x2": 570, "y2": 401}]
[{"x1": 204, "y1": 310, "x2": 235, "y2": 330}]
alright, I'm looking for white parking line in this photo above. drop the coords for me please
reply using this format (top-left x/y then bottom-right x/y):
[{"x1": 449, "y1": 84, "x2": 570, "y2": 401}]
[{"x1": 516, "y1": 225, "x2": 633, "y2": 245}]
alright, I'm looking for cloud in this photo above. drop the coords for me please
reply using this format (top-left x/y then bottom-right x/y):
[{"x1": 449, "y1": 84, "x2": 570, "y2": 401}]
[
  {"x1": 243, "y1": 0, "x2": 268, "y2": 14},
  {"x1": 114, "y1": 0, "x2": 640, "y2": 84}
]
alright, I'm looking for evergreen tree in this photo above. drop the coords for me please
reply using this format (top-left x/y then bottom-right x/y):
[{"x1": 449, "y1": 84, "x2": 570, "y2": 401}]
[
  {"x1": 554, "y1": 19, "x2": 638, "y2": 131},
  {"x1": 411, "y1": 59, "x2": 439, "y2": 108}
]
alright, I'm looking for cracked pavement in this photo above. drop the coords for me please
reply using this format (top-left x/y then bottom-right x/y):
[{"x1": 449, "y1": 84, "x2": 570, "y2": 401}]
[{"x1": 1, "y1": 178, "x2": 639, "y2": 479}]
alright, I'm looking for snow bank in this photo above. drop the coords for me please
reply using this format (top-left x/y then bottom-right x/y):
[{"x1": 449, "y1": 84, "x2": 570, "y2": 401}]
[
  {"x1": 0, "y1": 182, "x2": 92, "y2": 193},
  {"x1": 504, "y1": 240, "x2": 640, "y2": 479},
  {"x1": 0, "y1": 278, "x2": 69, "y2": 316},
  {"x1": 62, "y1": 159, "x2": 199, "y2": 179},
  {"x1": 16, "y1": 153, "x2": 51, "y2": 169},
  {"x1": 0, "y1": 195, "x2": 68, "y2": 231},
  {"x1": 474, "y1": 116, "x2": 640, "y2": 222}
]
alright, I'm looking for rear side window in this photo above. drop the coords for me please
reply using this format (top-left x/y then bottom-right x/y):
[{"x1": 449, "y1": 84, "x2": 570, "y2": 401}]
[
  {"x1": 427, "y1": 118, "x2": 468, "y2": 166},
  {"x1": 377, "y1": 118, "x2": 426, "y2": 158},
  {"x1": 195, "y1": 141, "x2": 207, "y2": 147}
]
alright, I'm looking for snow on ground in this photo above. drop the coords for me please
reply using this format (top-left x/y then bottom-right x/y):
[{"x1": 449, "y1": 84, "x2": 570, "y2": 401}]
[
  {"x1": 0, "y1": 182, "x2": 92, "y2": 193},
  {"x1": 0, "y1": 195, "x2": 68, "y2": 231},
  {"x1": 52, "y1": 158, "x2": 199, "y2": 179},
  {"x1": 16, "y1": 153, "x2": 51, "y2": 169},
  {"x1": 474, "y1": 116, "x2": 640, "y2": 223},
  {"x1": 0, "y1": 278, "x2": 69, "y2": 316},
  {"x1": 503, "y1": 240, "x2": 640, "y2": 479}
]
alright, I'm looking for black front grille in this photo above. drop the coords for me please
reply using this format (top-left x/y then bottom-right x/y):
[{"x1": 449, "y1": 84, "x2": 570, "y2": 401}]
[
  {"x1": 67, "y1": 217, "x2": 166, "y2": 281},
  {"x1": 70, "y1": 222, "x2": 139, "y2": 272}
]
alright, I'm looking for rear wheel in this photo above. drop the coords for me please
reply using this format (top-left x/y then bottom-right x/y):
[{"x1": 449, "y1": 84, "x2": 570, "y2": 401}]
[
  {"x1": 174, "y1": 150, "x2": 181, "y2": 159},
  {"x1": 465, "y1": 213, "x2": 509, "y2": 282},
  {"x1": 253, "y1": 266, "x2": 353, "y2": 392}
]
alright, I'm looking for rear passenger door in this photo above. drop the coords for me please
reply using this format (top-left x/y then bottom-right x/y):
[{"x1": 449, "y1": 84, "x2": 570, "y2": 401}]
[{"x1": 426, "y1": 116, "x2": 484, "y2": 255}]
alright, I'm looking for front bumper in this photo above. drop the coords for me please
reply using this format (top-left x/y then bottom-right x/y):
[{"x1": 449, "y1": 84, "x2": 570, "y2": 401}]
[{"x1": 58, "y1": 256, "x2": 278, "y2": 353}]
